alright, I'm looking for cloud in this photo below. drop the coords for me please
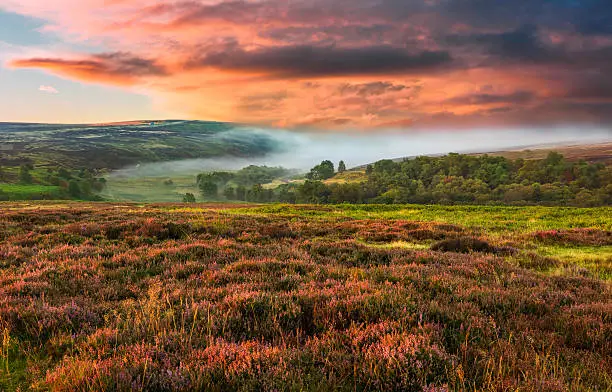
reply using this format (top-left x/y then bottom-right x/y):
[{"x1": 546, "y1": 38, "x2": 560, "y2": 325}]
[
  {"x1": 337, "y1": 82, "x2": 409, "y2": 97},
  {"x1": 11, "y1": 52, "x2": 167, "y2": 86},
  {"x1": 38, "y1": 85, "x2": 59, "y2": 94},
  {"x1": 4, "y1": 0, "x2": 612, "y2": 128},
  {"x1": 187, "y1": 44, "x2": 453, "y2": 77},
  {"x1": 237, "y1": 91, "x2": 289, "y2": 112},
  {"x1": 445, "y1": 90, "x2": 536, "y2": 106},
  {"x1": 445, "y1": 25, "x2": 566, "y2": 65}
]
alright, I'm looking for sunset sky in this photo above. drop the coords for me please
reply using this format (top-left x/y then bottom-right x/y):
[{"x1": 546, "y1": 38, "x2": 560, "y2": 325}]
[{"x1": 1, "y1": 0, "x2": 612, "y2": 129}]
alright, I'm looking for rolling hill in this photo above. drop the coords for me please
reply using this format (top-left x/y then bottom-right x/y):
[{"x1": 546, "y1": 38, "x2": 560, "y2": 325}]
[{"x1": 0, "y1": 120, "x2": 287, "y2": 170}]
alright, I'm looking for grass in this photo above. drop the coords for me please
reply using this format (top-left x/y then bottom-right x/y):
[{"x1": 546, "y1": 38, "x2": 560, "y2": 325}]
[
  {"x1": 100, "y1": 176, "x2": 201, "y2": 202},
  {"x1": 0, "y1": 202, "x2": 610, "y2": 391},
  {"x1": 224, "y1": 204, "x2": 612, "y2": 233},
  {"x1": 537, "y1": 245, "x2": 612, "y2": 280},
  {"x1": 0, "y1": 184, "x2": 63, "y2": 200},
  {"x1": 324, "y1": 170, "x2": 367, "y2": 184}
]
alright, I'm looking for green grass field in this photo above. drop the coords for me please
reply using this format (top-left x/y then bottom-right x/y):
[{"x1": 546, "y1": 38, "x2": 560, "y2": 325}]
[
  {"x1": 0, "y1": 184, "x2": 63, "y2": 200},
  {"x1": 100, "y1": 176, "x2": 201, "y2": 202}
]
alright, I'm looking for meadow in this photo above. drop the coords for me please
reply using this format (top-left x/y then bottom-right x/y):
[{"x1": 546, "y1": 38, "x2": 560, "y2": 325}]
[
  {"x1": 0, "y1": 202, "x2": 610, "y2": 391},
  {"x1": 0, "y1": 184, "x2": 63, "y2": 201}
]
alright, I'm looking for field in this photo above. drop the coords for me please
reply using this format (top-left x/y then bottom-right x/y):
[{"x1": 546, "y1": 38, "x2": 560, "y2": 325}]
[
  {"x1": 100, "y1": 176, "x2": 202, "y2": 203},
  {"x1": 0, "y1": 184, "x2": 63, "y2": 200},
  {"x1": 0, "y1": 203, "x2": 610, "y2": 391}
]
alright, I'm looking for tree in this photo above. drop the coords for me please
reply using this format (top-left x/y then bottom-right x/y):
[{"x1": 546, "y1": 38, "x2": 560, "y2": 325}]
[
  {"x1": 223, "y1": 186, "x2": 236, "y2": 200},
  {"x1": 57, "y1": 167, "x2": 71, "y2": 179},
  {"x1": 236, "y1": 185, "x2": 246, "y2": 201},
  {"x1": 338, "y1": 160, "x2": 347, "y2": 173},
  {"x1": 365, "y1": 165, "x2": 373, "y2": 175},
  {"x1": 182, "y1": 193, "x2": 196, "y2": 203},
  {"x1": 246, "y1": 184, "x2": 265, "y2": 202},
  {"x1": 68, "y1": 180, "x2": 81, "y2": 198},
  {"x1": 306, "y1": 160, "x2": 335, "y2": 180},
  {"x1": 297, "y1": 180, "x2": 331, "y2": 203},
  {"x1": 199, "y1": 179, "x2": 218, "y2": 199},
  {"x1": 92, "y1": 178, "x2": 106, "y2": 192},
  {"x1": 19, "y1": 165, "x2": 32, "y2": 184}
]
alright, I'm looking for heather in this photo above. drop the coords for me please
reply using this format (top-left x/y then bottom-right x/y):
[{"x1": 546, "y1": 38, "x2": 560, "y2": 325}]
[{"x1": 0, "y1": 203, "x2": 610, "y2": 391}]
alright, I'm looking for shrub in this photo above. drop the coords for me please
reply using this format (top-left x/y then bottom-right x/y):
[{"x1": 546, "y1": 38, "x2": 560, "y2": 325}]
[{"x1": 431, "y1": 236, "x2": 496, "y2": 253}]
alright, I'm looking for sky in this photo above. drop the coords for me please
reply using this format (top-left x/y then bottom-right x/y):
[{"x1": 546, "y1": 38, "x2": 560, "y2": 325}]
[{"x1": 1, "y1": 0, "x2": 612, "y2": 130}]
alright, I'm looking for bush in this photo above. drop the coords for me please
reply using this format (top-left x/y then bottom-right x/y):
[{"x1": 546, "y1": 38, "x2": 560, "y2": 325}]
[{"x1": 431, "y1": 236, "x2": 496, "y2": 253}]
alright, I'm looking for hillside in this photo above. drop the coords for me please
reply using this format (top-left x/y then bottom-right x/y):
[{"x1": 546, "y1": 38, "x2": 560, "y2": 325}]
[
  {"x1": 471, "y1": 142, "x2": 612, "y2": 165},
  {"x1": 353, "y1": 142, "x2": 612, "y2": 169},
  {"x1": 0, "y1": 120, "x2": 286, "y2": 170},
  {"x1": 0, "y1": 203, "x2": 610, "y2": 391}
]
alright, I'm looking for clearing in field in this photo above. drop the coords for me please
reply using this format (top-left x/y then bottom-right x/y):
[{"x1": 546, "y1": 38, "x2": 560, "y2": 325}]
[{"x1": 0, "y1": 203, "x2": 610, "y2": 391}]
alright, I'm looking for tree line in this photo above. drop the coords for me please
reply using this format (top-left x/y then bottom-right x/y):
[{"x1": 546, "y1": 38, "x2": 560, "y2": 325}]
[{"x1": 196, "y1": 153, "x2": 611, "y2": 206}]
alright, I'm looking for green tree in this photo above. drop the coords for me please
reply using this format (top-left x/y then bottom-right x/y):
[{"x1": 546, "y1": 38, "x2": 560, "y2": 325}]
[
  {"x1": 19, "y1": 165, "x2": 32, "y2": 184},
  {"x1": 307, "y1": 160, "x2": 335, "y2": 180},
  {"x1": 223, "y1": 186, "x2": 236, "y2": 200},
  {"x1": 246, "y1": 184, "x2": 265, "y2": 202},
  {"x1": 57, "y1": 167, "x2": 71, "y2": 179},
  {"x1": 236, "y1": 185, "x2": 246, "y2": 201},
  {"x1": 182, "y1": 193, "x2": 196, "y2": 203},
  {"x1": 297, "y1": 180, "x2": 331, "y2": 203},
  {"x1": 68, "y1": 180, "x2": 81, "y2": 197},
  {"x1": 338, "y1": 160, "x2": 347, "y2": 173},
  {"x1": 199, "y1": 180, "x2": 218, "y2": 199}
]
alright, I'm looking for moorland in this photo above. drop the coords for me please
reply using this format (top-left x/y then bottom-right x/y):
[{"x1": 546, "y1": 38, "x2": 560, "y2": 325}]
[{"x1": 0, "y1": 202, "x2": 610, "y2": 391}]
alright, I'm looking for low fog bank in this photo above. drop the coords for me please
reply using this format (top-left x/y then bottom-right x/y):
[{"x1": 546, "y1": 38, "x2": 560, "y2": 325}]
[{"x1": 110, "y1": 126, "x2": 611, "y2": 178}]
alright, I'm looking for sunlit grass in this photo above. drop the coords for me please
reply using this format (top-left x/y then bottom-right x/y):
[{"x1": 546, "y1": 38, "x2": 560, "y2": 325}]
[
  {"x1": 537, "y1": 245, "x2": 612, "y2": 280},
  {"x1": 226, "y1": 204, "x2": 612, "y2": 233},
  {"x1": 360, "y1": 240, "x2": 430, "y2": 250}
]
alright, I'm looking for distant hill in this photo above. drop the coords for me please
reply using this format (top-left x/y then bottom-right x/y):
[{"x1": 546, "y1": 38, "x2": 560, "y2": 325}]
[
  {"x1": 353, "y1": 141, "x2": 612, "y2": 170},
  {"x1": 469, "y1": 142, "x2": 612, "y2": 165},
  {"x1": 0, "y1": 120, "x2": 287, "y2": 170}
]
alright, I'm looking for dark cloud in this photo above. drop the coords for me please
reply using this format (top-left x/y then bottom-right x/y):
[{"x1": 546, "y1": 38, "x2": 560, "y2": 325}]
[
  {"x1": 446, "y1": 25, "x2": 565, "y2": 64},
  {"x1": 337, "y1": 82, "x2": 408, "y2": 97},
  {"x1": 187, "y1": 44, "x2": 453, "y2": 77},
  {"x1": 258, "y1": 24, "x2": 396, "y2": 45},
  {"x1": 567, "y1": 71, "x2": 612, "y2": 101},
  {"x1": 445, "y1": 90, "x2": 536, "y2": 106},
  {"x1": 567, "y1": 0, "x2": 612, "y2": 35},
  {"x1": 168, "y1": 0, "x2": 272, "y2": 26},
  {"x1": 92, "y1": 53, "x2": 168, "y2": 76}
]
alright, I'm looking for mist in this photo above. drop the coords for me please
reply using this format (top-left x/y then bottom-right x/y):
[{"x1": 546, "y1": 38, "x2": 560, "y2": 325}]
[{"x1": 110, "y1": 126, "x2": 611, "y2": 179}]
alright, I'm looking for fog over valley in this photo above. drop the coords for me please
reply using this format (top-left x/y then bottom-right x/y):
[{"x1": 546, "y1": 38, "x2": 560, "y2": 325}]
[{"x1": 110, "y1": 125, "x2": 611, "y2": 178}]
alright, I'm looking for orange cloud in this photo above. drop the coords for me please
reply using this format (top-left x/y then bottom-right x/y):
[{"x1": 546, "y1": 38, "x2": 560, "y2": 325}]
[
  {"x1": 4, "y1": 0, "x2": 612, "y2": 128},
  {"x1": 10, "y1": 53, "x2": 168, "y2": 86}
]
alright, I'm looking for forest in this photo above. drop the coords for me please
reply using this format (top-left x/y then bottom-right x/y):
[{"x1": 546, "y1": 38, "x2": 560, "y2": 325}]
[{"x1": 204, "y1": 152, "x2": 612, "y2": 206}]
